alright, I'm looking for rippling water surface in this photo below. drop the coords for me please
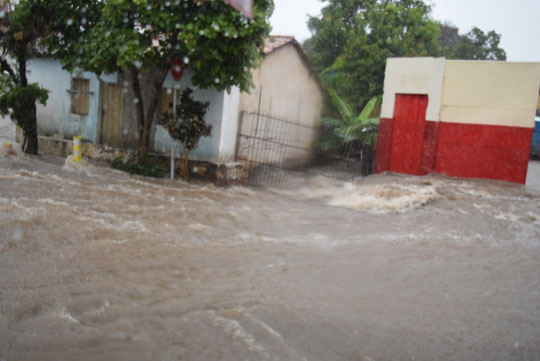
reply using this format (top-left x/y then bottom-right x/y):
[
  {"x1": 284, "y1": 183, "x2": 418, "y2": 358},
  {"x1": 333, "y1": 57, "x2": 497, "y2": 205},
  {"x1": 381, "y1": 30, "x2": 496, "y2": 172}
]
[{"x1": 1, "y1": 124, "x2": 540, "y2": 360}]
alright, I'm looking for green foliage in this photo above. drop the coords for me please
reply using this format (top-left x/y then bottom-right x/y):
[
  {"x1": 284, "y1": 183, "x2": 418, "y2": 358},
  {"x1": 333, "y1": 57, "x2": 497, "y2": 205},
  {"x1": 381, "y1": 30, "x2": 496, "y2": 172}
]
[
  {"x1": 0, "y1": 81, "x2": 49, "y2": 135},
  {"x1": 160, "y1": 88, "x2": 212, "y2": 152},
  {"x1": 320, "y1": 90, "x2": 380, "y2": 151},
  {"x1": 439, "y1": 23, "x2": 506, "y2": 60},
  {"x1": 305, "y1": 0, "x2": 507, "y2": 117},
  {"x1": 111, "y1": 155, "x2": 167, "y2": 178},
  {"x1": 305, "y1": 0, "x2": 440, "y2": 112},
  {"x1": 0, "y1": 0, "x2": 51, "y2": 154},
  {"x1": 159, "y1": 87, "x2": 212, "y2": 181},
  {"x1": 36, "y1": 0, "x2": 274, "y2": 92}
]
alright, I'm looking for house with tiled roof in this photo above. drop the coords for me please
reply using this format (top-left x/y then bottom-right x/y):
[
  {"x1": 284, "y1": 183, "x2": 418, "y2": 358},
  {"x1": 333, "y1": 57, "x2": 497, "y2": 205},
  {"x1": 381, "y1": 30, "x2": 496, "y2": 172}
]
[{"x1": 24, "y1": 35, "x2": 323, "y2": 182}]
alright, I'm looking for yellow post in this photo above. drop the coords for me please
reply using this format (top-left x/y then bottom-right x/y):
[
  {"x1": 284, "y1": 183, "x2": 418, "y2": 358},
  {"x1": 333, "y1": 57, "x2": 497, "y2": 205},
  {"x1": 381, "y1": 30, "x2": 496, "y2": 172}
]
[{"x1": 73, "y1": 136, "x2": 82, "y2": 163}]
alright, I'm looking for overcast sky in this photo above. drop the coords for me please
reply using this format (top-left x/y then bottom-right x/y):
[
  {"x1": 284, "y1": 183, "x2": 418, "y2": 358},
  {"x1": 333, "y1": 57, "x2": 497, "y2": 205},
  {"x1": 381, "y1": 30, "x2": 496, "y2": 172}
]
[{"x1": 270, "y1": 0, "x2": 540, "y2": 62}]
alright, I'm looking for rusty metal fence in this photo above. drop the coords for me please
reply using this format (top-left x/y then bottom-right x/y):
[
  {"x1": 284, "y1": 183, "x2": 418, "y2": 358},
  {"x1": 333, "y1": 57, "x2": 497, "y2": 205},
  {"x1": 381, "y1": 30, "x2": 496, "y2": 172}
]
[{"x1": 235, "y1": 111, "x2": 375, "y2": 187}]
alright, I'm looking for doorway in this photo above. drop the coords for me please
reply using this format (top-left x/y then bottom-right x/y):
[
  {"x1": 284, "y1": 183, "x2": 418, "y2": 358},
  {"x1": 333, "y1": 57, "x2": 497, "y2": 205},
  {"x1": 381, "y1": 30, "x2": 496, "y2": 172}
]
[
  {"x1": 388, "y1": 94, "x2": 429, "y2": 175},
  {"x1": 100, "y1": 83, "x2": 124, "y2": 148}
]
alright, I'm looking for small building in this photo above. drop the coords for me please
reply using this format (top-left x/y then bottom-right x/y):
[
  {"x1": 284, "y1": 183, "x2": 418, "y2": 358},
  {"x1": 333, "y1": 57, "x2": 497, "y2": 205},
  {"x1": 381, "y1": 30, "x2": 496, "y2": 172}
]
[
  {"x1": 28, "y1": 59, "x2": 240, "y2": 166},
  {"x1": 26, "y1": 35, "x2": 323, "y2": 179},
  {"x1": 236, "y1": 35, "x2": 323, "y2": 167},
  {"x1": 375, "y1": 57, "x2": 540, "y2": 184}
]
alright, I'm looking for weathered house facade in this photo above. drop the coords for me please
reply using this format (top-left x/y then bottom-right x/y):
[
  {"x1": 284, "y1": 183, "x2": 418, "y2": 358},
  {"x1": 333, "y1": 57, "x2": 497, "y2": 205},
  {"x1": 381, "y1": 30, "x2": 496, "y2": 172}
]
[
  {"x1": 28, "y1": 58, "x2": 240, "y2": 165},
  {"x1": 27, "y1": 36, "x2": 323, "y2": 178}
]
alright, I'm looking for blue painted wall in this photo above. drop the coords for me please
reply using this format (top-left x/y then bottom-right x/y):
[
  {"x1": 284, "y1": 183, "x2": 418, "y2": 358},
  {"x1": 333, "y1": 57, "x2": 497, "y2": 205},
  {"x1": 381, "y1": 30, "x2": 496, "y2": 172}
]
[
  {"x1": 27, "y1": 59, "x2": 240, "y2": 164},
  {"x1": 28, "y1": 58, "x2": 104, "y2": 143}
]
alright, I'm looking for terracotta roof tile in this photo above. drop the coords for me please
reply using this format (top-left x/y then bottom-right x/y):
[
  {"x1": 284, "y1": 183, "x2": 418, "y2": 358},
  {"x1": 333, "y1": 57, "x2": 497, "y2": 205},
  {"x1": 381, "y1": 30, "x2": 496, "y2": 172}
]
[{"x1": 263, "y1": 35, "x2": 295, "y2": 55}]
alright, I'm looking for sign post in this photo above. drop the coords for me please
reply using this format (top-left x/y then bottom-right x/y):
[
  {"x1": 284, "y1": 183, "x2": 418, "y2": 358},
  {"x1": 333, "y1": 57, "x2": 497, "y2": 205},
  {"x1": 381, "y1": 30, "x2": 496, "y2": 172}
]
[
  {"x1": 222, "y1": 0, "x2": 253, "y2": 18},
  {"x1": 170, "y1": 57, "x2": 185, "y2": 180}
]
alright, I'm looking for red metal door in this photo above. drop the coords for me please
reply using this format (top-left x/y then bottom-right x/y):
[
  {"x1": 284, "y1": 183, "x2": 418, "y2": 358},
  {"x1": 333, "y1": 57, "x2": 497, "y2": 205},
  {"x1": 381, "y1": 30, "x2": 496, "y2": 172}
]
[{"x1": 388, "y1": 94, "x2": 429, "y2": 175}]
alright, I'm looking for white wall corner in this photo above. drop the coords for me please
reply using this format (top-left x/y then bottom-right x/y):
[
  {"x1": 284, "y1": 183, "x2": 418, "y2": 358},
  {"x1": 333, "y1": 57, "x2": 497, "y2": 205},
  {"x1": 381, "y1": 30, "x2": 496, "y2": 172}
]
[{"x1": 218, "y1": 86, "x2": 241, "y2": 164}]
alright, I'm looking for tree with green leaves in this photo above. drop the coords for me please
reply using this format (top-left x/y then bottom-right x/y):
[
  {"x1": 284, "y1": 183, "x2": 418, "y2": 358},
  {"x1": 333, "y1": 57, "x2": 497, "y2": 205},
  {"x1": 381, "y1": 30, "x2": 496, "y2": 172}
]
[
  {"x1": 29, "y1": 0, "x2": 273, "y2": 160},
  {"x1": 0, "y1": 0, "x2": 49, "y2": 154},
  {"x1": 305, "y1": 0, "x2": 440, "y2": 113},
  {"x1": 160, "y1": 87, "x2": 212, "y2": 181},
  {"x1": 439, "y1": 23, "x2": 506, "y2": 60}
]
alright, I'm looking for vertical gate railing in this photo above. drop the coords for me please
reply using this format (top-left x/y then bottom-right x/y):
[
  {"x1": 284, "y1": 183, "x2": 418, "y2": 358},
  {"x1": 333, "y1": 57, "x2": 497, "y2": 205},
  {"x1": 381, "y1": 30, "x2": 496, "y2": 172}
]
[{"x1": 235, "y1": 111, "x2": 374, "y2": 187}]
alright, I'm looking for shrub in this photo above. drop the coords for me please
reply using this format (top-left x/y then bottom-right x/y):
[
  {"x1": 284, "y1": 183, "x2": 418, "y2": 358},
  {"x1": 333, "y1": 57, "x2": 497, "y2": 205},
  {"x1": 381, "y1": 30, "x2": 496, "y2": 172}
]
[{"x1": 111, "y1": 155, "x2": 167, "y2": 178}]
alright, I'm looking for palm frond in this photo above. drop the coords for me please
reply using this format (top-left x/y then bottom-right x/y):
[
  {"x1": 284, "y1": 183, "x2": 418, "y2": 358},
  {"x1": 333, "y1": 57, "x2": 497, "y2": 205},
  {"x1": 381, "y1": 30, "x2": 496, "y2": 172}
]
[{"x1": 328, "y1": 89, "x2": 353, "y2": 121}]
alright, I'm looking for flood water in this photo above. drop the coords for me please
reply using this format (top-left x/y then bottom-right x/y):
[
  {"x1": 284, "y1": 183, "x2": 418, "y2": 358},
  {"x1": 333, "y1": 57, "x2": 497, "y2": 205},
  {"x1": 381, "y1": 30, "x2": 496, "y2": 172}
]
[{"x1": 1, "y1": 119, "x2": 540, "y2": 361}]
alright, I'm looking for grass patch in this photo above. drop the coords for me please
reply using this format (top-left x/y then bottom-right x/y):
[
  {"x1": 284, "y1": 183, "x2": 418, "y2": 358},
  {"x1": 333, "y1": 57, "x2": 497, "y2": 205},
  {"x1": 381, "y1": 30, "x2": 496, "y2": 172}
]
[{"x1": 111, "y1": 155, "x2": 167, "y2": 178}]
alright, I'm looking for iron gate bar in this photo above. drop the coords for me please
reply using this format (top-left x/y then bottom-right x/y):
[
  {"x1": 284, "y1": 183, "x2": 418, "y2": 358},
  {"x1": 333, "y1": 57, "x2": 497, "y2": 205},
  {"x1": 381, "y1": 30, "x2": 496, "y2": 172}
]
[{"x1": 235, "y1": 111, "x2": 373, "y2": 187}]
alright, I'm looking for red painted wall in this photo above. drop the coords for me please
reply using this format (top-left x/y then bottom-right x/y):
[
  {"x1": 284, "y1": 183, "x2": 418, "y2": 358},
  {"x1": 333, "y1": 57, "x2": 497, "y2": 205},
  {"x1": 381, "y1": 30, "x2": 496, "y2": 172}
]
[
  {"x1": 419, "y1": 121, "x2": 438, "y2": 175},
  {"x1": 435, "y1": 122, "x2": 534, "y2": 184},
  {"x1": 374, "y1": 118, "x2": 393, "y2": 173},
  {"x1": 375, "y1": 108, "x2": 533, "y2": 184}
]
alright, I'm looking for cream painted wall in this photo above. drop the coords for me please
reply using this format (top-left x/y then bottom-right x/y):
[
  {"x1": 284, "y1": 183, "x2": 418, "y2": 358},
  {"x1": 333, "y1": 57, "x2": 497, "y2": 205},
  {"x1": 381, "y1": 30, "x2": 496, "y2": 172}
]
[
  {"x1": 381, "y1": 57, "x2": 445, "y2": 121},
  {"x1": 440, "y1": 61, "x2": 540, "y2": 128},
  {"x1": 239, "y1": 44, "x2": 322, "y2": 128},
  {"x1": 237, "y1": 44, "x2": 323, "y2": 164}
]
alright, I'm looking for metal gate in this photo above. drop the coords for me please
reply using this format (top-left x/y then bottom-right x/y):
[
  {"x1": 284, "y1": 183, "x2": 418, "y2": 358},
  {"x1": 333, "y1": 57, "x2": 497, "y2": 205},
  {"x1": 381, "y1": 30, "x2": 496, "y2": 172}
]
[{"x1": 235, "y1": 111, "x2": 374, "y2": 187}]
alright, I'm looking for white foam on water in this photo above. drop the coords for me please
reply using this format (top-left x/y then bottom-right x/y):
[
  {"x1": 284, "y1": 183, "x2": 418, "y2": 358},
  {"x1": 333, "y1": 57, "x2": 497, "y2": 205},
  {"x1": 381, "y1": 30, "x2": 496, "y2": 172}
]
[
  {"x1": 180, "y1": 310, "x2": 266, "y2": 354},
  {"x1": 63, "y1": 155, "x2": 94, "y2": 174},
  {"x1": 244, "y1": 313, "x2": 284, "y2": 343},
  {"x1": 12, "y1": 169, "x2": 83, "y2": 187},
  {"x1": 211, "y1": 312, "x2": 266, "y2": 354},
  {"x1": 493, "y1": 212, "x2": 520, "y2": 223},
  {"x1": 117, "y1": 220, "x2": 149, "y2": 233},
  {"x1": 0, "y1": 198, "x2": 47, "y2": 220},
  {"x1": 36, "y1": 198, "x2": 71, "y2": 208},
  {"x1": 58, "y1": 308, "x2": 80, "y2": 324},
  {"x1": 309, "y1": 182, "x2": 441, "y2": 213}
]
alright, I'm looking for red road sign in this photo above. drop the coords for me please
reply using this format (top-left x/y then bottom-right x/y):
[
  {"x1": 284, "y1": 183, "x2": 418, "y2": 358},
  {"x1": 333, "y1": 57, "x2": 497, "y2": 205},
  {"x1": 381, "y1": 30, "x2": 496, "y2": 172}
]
[
  {"x1": 171, "y1": 57, "x2": 185, "y2": 81},
  {"x1": 222, "y1": 0, "x2": 253, "y2": 18}
]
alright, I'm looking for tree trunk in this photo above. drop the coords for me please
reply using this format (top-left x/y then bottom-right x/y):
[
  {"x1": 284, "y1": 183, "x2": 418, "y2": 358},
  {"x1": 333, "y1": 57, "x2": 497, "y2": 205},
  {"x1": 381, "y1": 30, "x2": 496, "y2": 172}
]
[
  {"x1": 17, "y1": 44, "x2": 38, "y2": 155},
  {"x1": 130, "y1": 67, "x2": 147, "y2": 161},
  {"x1": 182, "y1": 151, "x2": 190, "y2": 182},
  {"x1": 23, "y1": 126, "x2": 38, "y2": 155},
  {"x1": 131, "y1": 66, "x2": 169, "y2": 161}
]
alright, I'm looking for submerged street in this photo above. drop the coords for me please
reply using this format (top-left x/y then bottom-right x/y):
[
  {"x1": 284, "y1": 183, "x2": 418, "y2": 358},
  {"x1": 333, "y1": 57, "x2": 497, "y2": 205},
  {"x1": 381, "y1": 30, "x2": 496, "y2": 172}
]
[{"x1": 1, "y1": 119, "x2": 540, "y2": 361}]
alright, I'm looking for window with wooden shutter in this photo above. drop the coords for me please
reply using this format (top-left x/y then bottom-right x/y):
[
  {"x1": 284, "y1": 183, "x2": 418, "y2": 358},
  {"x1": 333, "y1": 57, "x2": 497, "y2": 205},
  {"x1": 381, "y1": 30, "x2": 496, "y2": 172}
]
[{"x1": 70, "y1": 78, "x2": 90, "y2": 115}]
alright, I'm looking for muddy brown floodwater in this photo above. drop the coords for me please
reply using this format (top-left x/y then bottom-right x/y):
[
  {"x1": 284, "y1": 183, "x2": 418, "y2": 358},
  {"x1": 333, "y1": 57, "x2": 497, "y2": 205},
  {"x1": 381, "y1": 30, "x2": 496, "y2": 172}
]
[{"x1": 1, "y1": 124, "x2": 540, "y2": 360}]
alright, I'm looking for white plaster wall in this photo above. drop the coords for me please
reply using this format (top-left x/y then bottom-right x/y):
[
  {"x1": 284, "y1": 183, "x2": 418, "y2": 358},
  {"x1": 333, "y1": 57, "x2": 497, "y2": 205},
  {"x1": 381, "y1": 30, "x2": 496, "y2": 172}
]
[
  {"x1": 381, "y1": 57, "x2": 446, "y2": 121},
  {"x1": 218, "y1": 87, "x2": 241, "y2": 163},
  {"x1": 441, "y1": 61, "x2": 540, "y2": 128},
  {"x1": 154, "y1": 69, "x2": 228, "y2": 164}
]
